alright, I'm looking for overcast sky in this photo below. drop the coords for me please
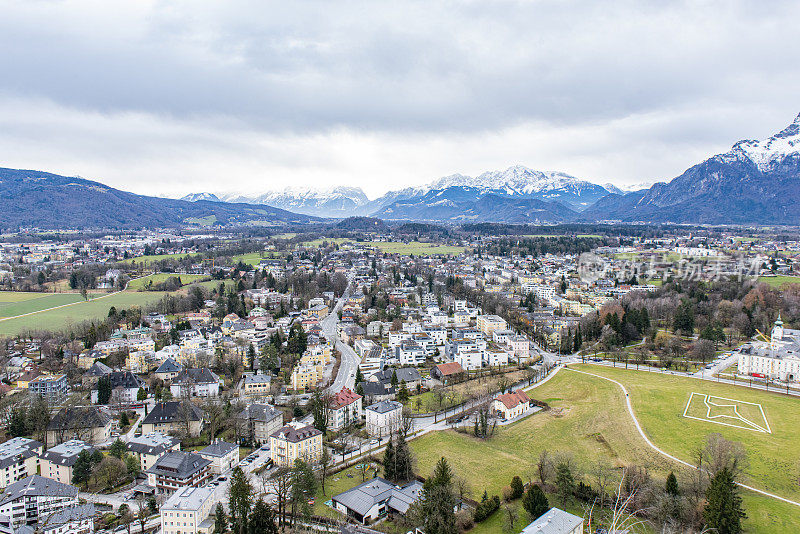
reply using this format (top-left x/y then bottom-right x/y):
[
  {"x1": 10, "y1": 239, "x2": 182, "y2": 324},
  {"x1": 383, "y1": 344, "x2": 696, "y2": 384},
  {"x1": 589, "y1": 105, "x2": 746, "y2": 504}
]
[{"x1": 1, "y1": 0, "x2": 799, "y2": 199}]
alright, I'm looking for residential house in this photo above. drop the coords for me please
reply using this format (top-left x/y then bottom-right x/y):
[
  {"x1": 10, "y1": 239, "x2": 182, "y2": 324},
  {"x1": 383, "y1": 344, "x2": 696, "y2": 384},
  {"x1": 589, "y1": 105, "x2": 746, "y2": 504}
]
[
  {"x1": 127, "y1": 433, "x2": 181, "y2": 471},
  {"x1": 160, "y1": 486, "x2": 217, "y2": 534},
  {"x1": 170, "y1": 369, "x2": 220, "y2": 398},
  {"x1": 492, "y1": 390, "x2": 531, "y2": 420},
  {"x1": 520, "y1": 507, "x2": 584, "y2": 534},
  {"x1": 269, "y1": 422, "x2": 322, "y2": 466},
  {"x1": 46, "y1": 407, "x2": 112, "y2": 447},
  {"x1": 236, "y1": 404, "x2": 283, "y2": 446},
  {"x1": 0, "y1": 476, "x2": 79, "y2": 529},
  {"x1": 146, "y1": 451, "x2": 212, "y2": 496},
  {"x1": 39, "y1": 440, "x2": 94, "y2": 485},
  {"x1": 329, "y1": 388, "x2": 362, "y2": 431},
  {"x1": 198, "y1": 441, "x2": 238, "y2": 474},
  {"x1": 0, "y1": 438, "x2": 42, "y2": 489},
  {"x1": 332, "y1": 477, "x2": 423, "y2": 524},
  {"x1": 430, "y1": 362, "x2": 465, "y2": 385},
  {"x1": 365, "y1": 400, "x2": 403, "y2": 438},
  {"x1": 141, "y1": 402, "x2": 204, "y2": 437}
]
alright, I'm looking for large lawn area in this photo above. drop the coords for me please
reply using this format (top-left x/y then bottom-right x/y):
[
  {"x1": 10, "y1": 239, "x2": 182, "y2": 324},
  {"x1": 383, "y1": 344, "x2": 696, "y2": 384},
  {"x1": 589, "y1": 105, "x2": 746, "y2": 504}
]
[
  {"x1": 757, "y1": 275, "x2": 800, "y2": 289},
  {"x1": 119, "y1": 253, "x2": 200, "y2": 266},
  {"x1": 126, "y1": 273, "x2": 208, "y2": 290},
  {"x1": 0, "y1": 292, "x2": 98, "y2": 317},
  {"x1": 409, "y1": 366, "x2": 800, "y2": 533},
  {"x1": 0, "y1": 290, "x2": 169, "y2": 335}
]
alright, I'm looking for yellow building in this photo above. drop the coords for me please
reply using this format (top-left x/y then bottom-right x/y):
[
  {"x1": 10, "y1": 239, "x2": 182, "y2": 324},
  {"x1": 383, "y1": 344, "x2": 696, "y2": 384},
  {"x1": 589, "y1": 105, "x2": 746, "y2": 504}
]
[{"x1": 269, "y1": 422, "x2": 322, "y2": 466}]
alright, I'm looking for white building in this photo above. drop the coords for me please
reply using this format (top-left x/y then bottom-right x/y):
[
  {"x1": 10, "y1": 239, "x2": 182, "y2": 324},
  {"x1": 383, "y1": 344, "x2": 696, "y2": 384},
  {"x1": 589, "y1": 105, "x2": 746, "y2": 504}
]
[
  {"x1": 160, "y1": 486, "x2": 217, "y2": 534},
  {"x1": 738, "y1": 316, "x2": 800, "y2": 382},
  {"x1": 0, "y1": 438, "x2": 42, "y2": 489},
  {"x1": 365, "y1": 400, "x2": 403, "y2": 438}
]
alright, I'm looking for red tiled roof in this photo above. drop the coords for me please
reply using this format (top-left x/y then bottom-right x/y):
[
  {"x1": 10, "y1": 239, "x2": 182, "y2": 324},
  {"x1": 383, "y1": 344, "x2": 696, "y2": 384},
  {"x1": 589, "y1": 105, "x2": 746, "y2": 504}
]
[
  {"x1": 332, "y1": 387, "x2": 362, "y2": 409},
  {"x1": 496, "y1": 390, "x2": 530, "y2": 410},
  {"x1": 435, "y1": 362, "x2": 464, "y2": 376}
]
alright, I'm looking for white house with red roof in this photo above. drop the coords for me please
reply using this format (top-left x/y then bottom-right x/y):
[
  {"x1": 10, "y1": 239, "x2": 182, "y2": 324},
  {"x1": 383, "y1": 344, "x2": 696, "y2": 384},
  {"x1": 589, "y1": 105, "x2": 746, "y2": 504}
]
[
  {"x1": 492, "y1": 390, "x2": 531, "y2": 420},
  {"x1": 329, "y1": 387, "x2": 363, "y2": 431}
]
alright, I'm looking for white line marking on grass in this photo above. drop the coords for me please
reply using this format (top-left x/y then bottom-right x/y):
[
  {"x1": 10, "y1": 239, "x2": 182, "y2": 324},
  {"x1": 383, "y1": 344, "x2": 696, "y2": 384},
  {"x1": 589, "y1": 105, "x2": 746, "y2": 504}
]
[
  {"x1": 683, "y1": 392, "x2": 771, "y2": 433},
  {"x1": 565, "y1": 367, "x2": 800, "y2": 509}
]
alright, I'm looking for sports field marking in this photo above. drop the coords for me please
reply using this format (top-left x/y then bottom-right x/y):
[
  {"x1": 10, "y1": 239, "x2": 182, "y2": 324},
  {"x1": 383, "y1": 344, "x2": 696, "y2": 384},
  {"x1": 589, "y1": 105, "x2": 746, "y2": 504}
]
[{"x1": 682, "y1": 392, "x2": 771, "y2": 434}]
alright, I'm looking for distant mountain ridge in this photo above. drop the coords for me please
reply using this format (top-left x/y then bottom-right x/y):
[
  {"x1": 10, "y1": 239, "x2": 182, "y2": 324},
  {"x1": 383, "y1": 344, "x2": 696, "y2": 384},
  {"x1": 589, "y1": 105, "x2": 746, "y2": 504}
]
[
  {"x1": 584, "y1": 112, "x2": 800, "y2": 224},
  {"x1": 0, "y1": 168, "x2": 319, "y2": 229}
]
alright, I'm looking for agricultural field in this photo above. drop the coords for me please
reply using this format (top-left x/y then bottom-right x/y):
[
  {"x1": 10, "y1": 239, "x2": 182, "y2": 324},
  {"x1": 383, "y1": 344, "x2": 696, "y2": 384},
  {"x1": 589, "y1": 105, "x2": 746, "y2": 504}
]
[
  {"x1": 409, "y1": 366, "x2": 800, "y2": 533},
  {"x1": 0, "y1": 290, "x2": 169, "y2": 336},
  {"x1": 119, "y1": 252, "x2": 200, "y2": 266},
  {"x1": 126, "y1": 273, "x2": 208, "y2": 290},
  {"x1": 0, "y1": 291, "x2": 99, "y2": 317},
  {"x1": 757, "y1": 275, "x2": 800, "y2": 288}
]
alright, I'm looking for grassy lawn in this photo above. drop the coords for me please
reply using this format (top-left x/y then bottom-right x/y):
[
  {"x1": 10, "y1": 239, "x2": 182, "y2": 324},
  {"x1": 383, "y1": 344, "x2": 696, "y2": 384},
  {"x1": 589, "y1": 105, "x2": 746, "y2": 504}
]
[
  {"x1": 572, "y1": 364, "x2": 800, "y2": 501},
  {"x1": 126, "y1": 273, "x2": 208, "y2": 291},
  {"x1": 409, "y1": 366, "x2": 800, "y2": 533},
  {"x1": 231, "y1": 251, "x2": 283, "y2": 266},
  {"x1": 0, "y1": 292, "x2": 99, "y2": 317},
  {"x1": 0, "y1": 290, "x2": 170, "y2": 335},
  {"x1": 757, "y1": 275, "x2": 800, "y2": 288},
  {"x1": 120, "y1": 253, "x2": 199, "y2": 266}
]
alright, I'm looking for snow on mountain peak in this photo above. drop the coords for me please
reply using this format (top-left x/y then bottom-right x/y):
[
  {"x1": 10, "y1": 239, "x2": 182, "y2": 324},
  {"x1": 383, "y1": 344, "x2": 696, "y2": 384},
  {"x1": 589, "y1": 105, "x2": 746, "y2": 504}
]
[{"x1": 723, "y1": 112, "x2": 800, "y2": 171}]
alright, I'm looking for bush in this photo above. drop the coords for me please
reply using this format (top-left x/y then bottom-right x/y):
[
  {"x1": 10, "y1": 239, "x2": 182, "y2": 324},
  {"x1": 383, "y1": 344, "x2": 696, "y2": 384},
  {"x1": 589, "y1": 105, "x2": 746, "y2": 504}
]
[
  {"x1": 473, "y1": 494, "x2": 501, "y2": 522},
  {"x1": 510, "y1": 476, "x2": 524, "y2": 499}
]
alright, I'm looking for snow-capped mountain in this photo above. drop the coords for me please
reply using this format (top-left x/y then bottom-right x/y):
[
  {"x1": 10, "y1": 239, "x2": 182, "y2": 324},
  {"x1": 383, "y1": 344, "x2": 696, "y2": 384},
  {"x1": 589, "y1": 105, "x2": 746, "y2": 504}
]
[
  {"x1": 585, "y1": 112, "x2": 800, "y2": 224},
  {"x1": 223, "y1": 186, "x2": 370, "y2": 218},
  {"x1": 181, "y1": 192, "x2": 221, "y2": 202}
]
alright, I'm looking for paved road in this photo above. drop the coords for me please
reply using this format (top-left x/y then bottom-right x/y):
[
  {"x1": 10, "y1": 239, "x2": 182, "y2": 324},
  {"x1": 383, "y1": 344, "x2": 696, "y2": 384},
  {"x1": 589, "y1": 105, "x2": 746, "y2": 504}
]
[{"x1": 321, "y1": 279, "x2": 360, "y2": 394}]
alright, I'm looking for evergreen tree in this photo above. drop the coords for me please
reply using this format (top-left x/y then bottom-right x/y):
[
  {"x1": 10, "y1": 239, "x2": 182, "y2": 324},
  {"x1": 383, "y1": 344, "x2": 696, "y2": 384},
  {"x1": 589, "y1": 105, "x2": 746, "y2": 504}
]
[
  {"x1": 228, "y1": 466, "x2": 253, "y2": 534},
  {"x1": 704, "y1": 467, "x2": 746, "y2": 534},
  {"x1": 419, "y1": 457, "x2": 457, "y2": 534},
  {"x1": 213, "y1": 503, "x2": 228, "y2": 534},
  {"x1": 97, "y1": 376, "x2": 112, "y2": 405},
  {"x1": 522, "y1": 484, "x2": 549, "y2": 519},
  {"x1": 383, "y1": 436, "x2": 396, "y2": 481},
  {"x1": 665, "y1": 471, "x2": 679, "y2": 497},
  {"x1": 247, "y1": 499, "x2": 277, "y2": 534},
  {"x1": 555, "y1": 461, "x2": 575, "y2": 508}
]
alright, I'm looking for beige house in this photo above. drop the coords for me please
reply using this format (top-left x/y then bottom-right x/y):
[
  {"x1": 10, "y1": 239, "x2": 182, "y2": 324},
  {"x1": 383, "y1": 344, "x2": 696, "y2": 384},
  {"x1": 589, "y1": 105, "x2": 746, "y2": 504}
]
[
  {"x1": 269, "y1": 422, "x2": 322, "y2": 466},
  {"x1": 160, "y1": 486, "x2": 217, "y2": 534},
  {"x1": 40, "y1": 440, "x2": 94, "y2": 485}
]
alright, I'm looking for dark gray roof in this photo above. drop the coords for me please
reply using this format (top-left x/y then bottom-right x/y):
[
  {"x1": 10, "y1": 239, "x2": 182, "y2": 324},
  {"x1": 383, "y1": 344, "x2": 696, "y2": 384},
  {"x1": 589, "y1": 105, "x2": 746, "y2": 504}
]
[
  {"x1": 0, "y1": 438, "x2": 42, "y2": 470},
  {"x1": 48, "y1": 406, "x2": 111, "y2": 431},
  {"x1": 0, "y1": 475, "x2": 78, "y2": 505},
  {"x1": 199, "y1": 441, "x2": 237, "y2": 458},
  {"x1": 147, "y1": 451, "x2": 210, "y2": 479},
  {"x1": 366, "y1": 400, "x2": 402, "y2": 415},
  {"x1": 238, "y1": 403, "x2": 282, "y2": 424},
  {"x1": 155, "y1": 358, "x2": 183, "y2": 374},
  {"x1": 332, "y1": 477, "x2": 421, "y2": 517},
  {"x1": 172, "y1": 368, "x2": 219, "y2": 385},
  {"x1": 127, "y1": 433, "x2": 181, "y2": 456},
  {"x1": 142, "y1": 401, "x2": 203, "y2": 425}
]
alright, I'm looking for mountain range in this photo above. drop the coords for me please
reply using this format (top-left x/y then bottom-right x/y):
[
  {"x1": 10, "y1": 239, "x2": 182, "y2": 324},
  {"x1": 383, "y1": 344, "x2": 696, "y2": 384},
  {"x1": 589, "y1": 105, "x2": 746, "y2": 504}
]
[
  {"x1": 0, "y1": 168, "x2": 318, "y2": 230},
  {"x1": 2, "y1": 112, "x2": 799, "y2": 228}
]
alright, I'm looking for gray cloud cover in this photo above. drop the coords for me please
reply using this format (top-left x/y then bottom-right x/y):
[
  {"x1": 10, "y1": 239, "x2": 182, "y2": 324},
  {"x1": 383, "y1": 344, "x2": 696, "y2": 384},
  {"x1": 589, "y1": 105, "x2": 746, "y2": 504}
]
[{"x1": 0, "y1": 0, "x2": 798, "y2": 197}]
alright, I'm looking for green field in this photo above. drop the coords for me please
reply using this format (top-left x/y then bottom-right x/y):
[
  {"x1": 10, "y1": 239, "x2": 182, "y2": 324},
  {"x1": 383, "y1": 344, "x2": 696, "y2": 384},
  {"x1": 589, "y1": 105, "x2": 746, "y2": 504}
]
[
  {"x1": 409, "y1": 366, "x2": 800, "y2": 533},
  {"x1": 757, "y1": 275, "x2": 800, "y2": 288},
  {"x1": 231, "y1": 251, "x2": 283, "y2": 266},
  {"x1": 0, "y1": 290, "x2": 170, "y2": 335},
  {"x1": 0, "y1": 292, "x2": 99, "y2": 317},
  {"x1": 120, "y1": 253, "x2": 199, "y2": 266},
  {"x1": 126, "y1": 273, "x2": 208, "y2": 291}
]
